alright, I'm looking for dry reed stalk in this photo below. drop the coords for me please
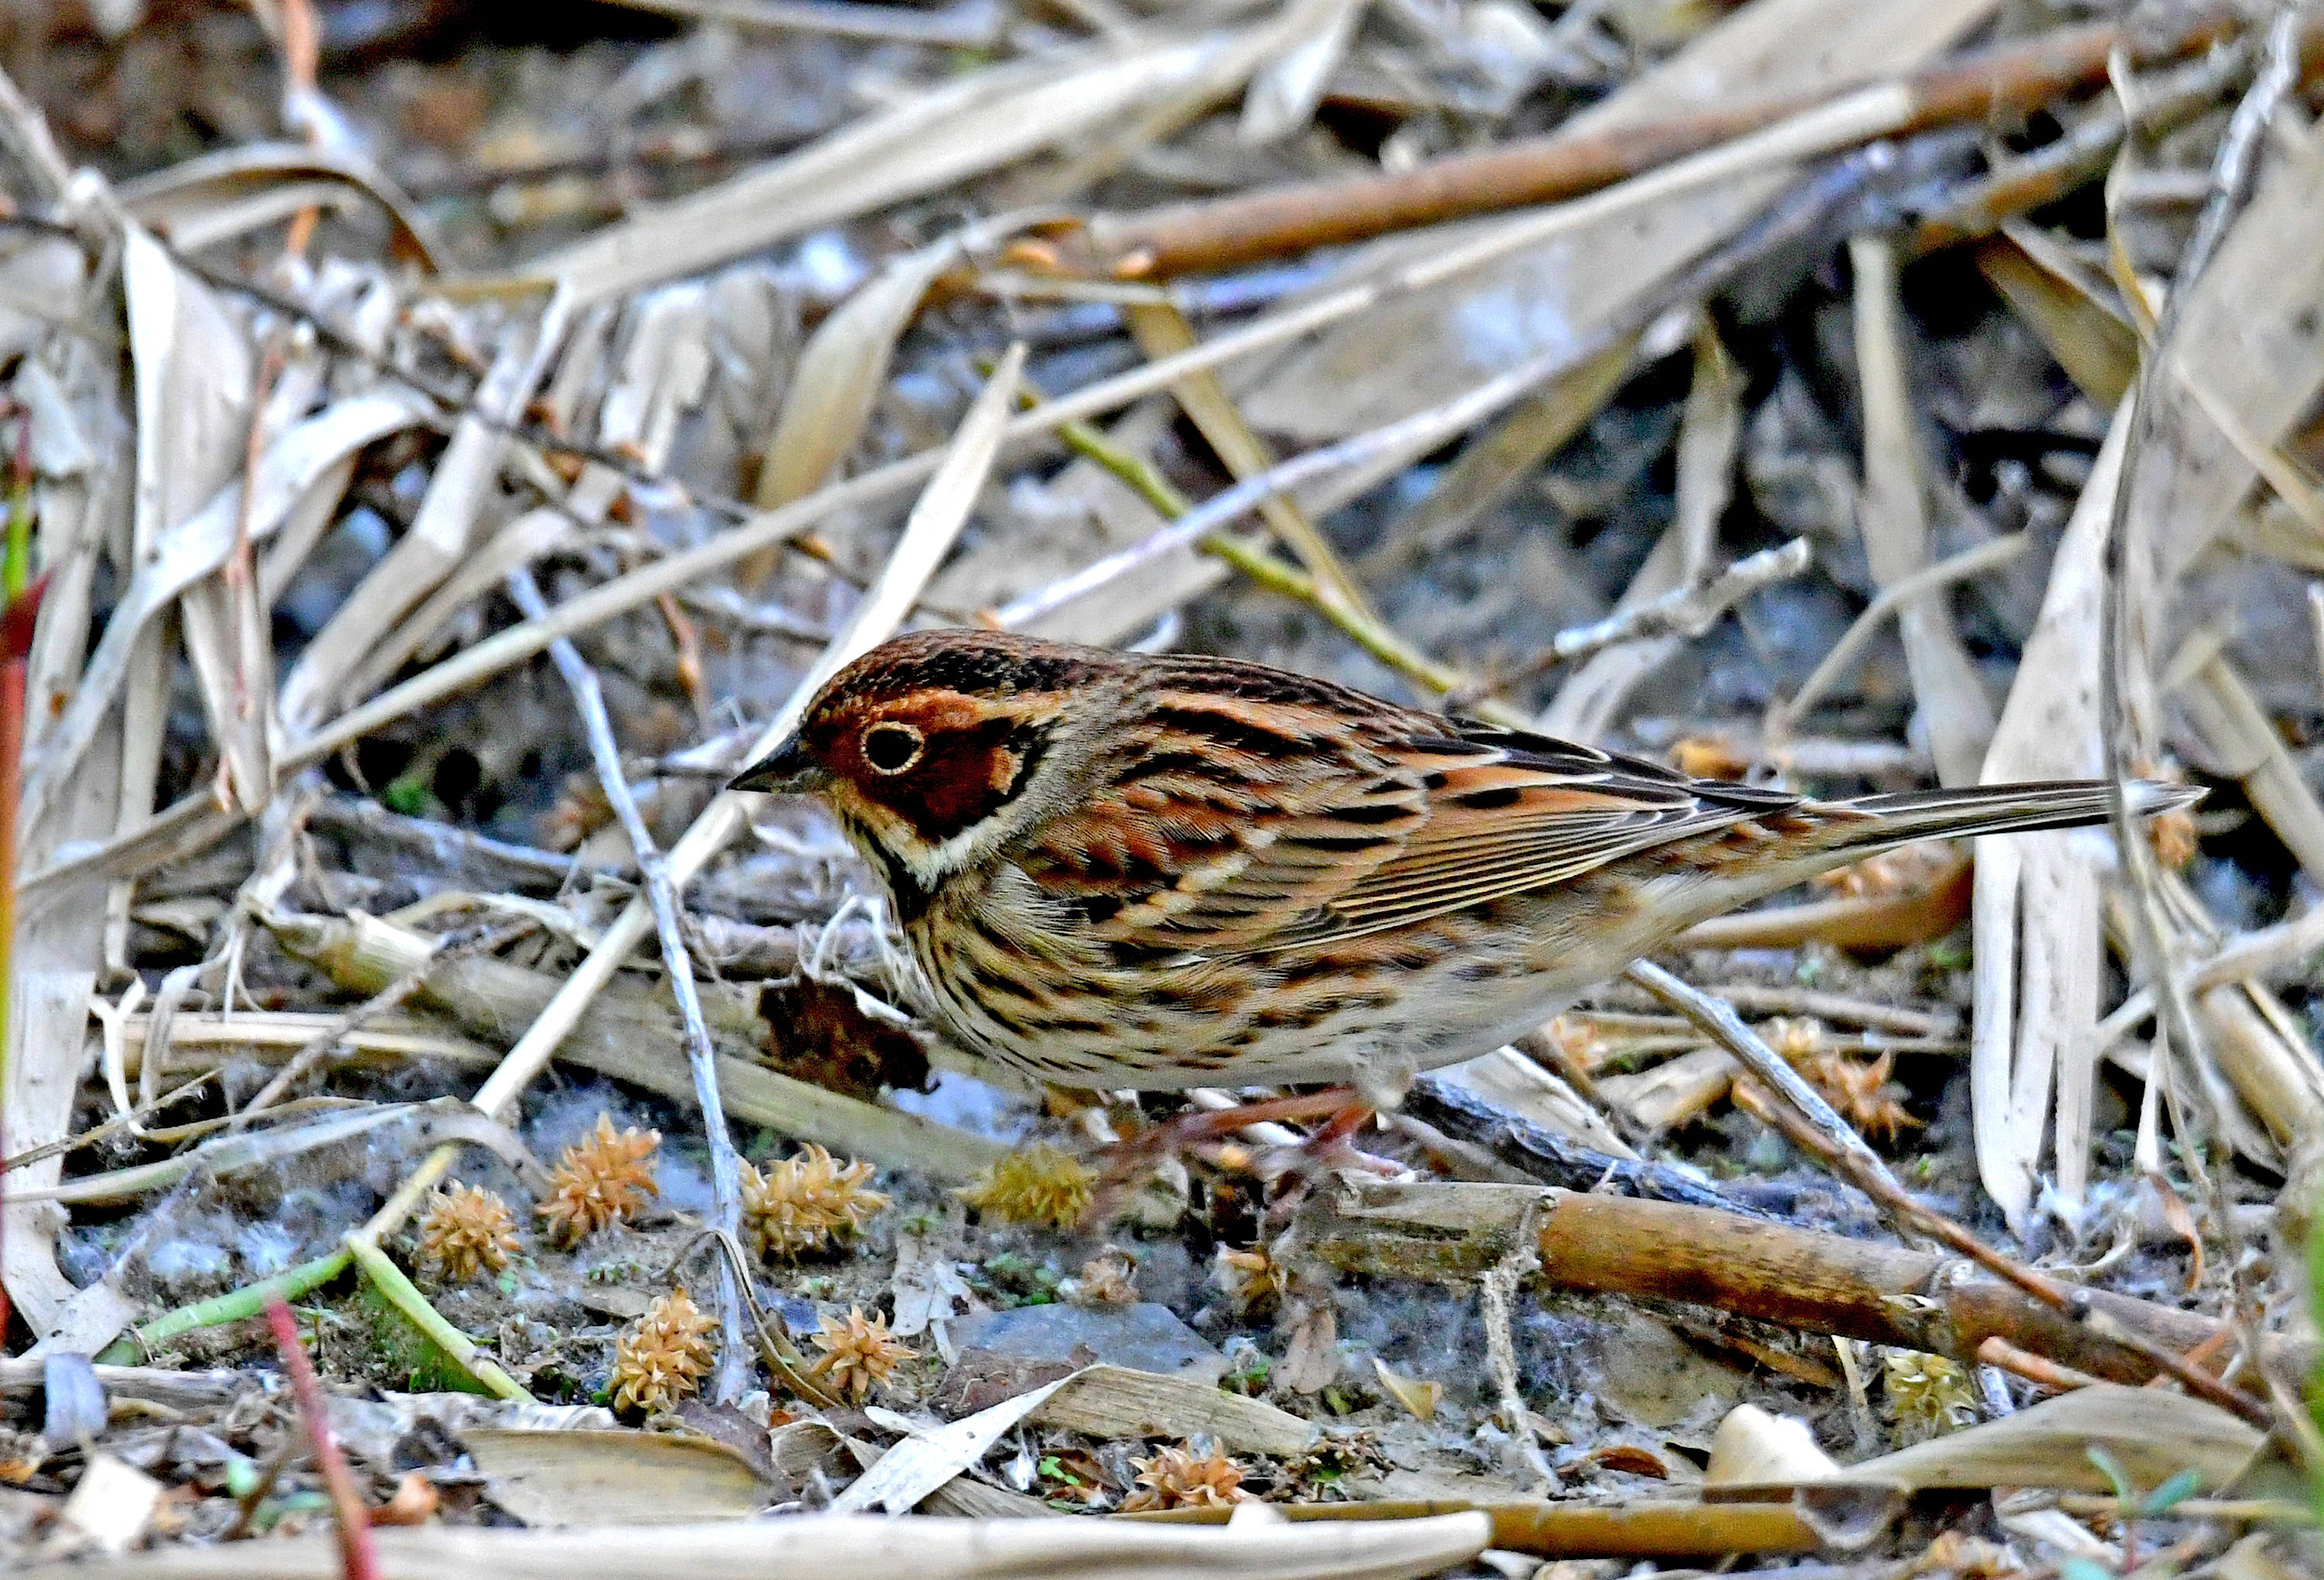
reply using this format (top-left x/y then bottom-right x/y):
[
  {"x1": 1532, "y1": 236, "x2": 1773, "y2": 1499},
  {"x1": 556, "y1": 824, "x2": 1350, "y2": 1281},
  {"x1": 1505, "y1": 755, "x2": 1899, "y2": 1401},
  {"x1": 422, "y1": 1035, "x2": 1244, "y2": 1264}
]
[
  {"x1": 1070, "y1": 11, "x2": 2260, "y2": 279},
  {"x1": 1306, "y1": 1178, "x2": 2305, "y2": 1390}
]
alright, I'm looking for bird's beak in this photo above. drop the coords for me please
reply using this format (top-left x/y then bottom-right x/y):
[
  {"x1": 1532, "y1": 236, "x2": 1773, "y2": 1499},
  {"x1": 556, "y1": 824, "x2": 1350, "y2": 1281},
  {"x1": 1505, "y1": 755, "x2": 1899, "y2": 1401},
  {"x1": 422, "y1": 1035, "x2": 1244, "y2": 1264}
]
[{"x1": 728, "y1": 736, "x2": 813, "y2": 794}]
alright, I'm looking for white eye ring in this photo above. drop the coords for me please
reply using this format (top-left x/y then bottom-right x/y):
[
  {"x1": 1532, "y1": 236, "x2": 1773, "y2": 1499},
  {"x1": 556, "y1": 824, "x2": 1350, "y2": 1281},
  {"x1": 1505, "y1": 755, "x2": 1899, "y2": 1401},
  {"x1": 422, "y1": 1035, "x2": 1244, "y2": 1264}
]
[{"x1": 861, "y1": 721, "x2": 925, "y2": 775}]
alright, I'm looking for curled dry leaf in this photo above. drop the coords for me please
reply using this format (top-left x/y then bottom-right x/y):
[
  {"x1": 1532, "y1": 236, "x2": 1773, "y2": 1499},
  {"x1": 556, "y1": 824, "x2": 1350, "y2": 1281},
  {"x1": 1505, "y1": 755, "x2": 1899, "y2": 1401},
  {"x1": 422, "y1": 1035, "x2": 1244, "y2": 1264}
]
[
  {"x1": 1060, "y1": 1250, "x2": 1139, "y2": 1308},
  {"x1": 1371, "y1": 1358, "x2": 1442, "y2": 1422}
]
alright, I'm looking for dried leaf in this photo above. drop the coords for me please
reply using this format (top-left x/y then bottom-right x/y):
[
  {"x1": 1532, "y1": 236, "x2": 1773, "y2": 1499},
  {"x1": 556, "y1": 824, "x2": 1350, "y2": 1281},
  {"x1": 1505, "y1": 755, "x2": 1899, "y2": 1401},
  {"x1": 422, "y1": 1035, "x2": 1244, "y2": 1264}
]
[
  {"x1": 1371, "y1": 1358, "x2": 1442, "y2": 1422},
  {"x1": 1849, "y1": 1385, "x2": 2261, "y2": 1494},
  {"x1": 464, "y1": 1428, "x2": 771, "y2": 1526},
  {"x1": 753, "y1": 239, "x2": 962, "y2": 513}
]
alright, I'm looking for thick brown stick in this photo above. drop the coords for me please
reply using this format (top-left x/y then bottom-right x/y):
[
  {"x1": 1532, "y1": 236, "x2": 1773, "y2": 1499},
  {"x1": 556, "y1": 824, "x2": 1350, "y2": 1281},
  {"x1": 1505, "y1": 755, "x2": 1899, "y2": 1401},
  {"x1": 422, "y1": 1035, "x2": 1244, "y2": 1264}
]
[
  {"x1": 1303, "y1": 1179, "x2": 2309, "y2": 1387},
  {"x1": 1070, "y1": 12, "x2": 2250, "y2": 279}
]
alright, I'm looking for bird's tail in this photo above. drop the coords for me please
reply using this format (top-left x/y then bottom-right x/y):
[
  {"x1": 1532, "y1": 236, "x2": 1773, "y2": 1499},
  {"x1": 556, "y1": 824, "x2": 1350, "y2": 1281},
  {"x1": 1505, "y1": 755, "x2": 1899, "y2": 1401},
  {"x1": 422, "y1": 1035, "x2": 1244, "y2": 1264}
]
[{"x1": 1808, "y1": 778, "x2": 2202, "y2": 859}]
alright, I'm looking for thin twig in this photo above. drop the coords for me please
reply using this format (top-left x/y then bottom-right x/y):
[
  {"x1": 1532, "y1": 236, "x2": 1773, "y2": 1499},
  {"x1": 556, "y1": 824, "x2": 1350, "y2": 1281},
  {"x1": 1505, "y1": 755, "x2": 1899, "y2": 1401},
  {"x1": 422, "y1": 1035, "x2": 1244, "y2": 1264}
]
[
  {"x1": 2181, "y1": 5, "x2": 2305, "y2": 289},
  {"x1": 340, "y1": 1237, "x2": 531, "y2": 1403},
  {"x1": 1446, "y1": 539, "x2": 1811, "y2": 711},
  {"x1": 2098, "y1": 0, "x2": 2307, "y2": 1465},
  {"x1": 1770, "y1": 535, "x2": 2030, "y2": 731},
  {"x1": 504, "y1": 566, "x2": 751, "y2": 1401},
  {"x1": 1623, "y1": 961, "x2": 2274, "y2": 1427},
  {"x1": 233, "y1": 916, "x2": 537, "y2": 1128}
]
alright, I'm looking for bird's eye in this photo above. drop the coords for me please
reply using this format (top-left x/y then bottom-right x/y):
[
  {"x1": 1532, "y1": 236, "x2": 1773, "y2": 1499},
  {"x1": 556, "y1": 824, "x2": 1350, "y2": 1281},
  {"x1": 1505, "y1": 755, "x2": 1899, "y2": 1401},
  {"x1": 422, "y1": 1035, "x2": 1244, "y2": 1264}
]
[{"x1": 861, "y1": 721, "x2": 925, "y2": 775}]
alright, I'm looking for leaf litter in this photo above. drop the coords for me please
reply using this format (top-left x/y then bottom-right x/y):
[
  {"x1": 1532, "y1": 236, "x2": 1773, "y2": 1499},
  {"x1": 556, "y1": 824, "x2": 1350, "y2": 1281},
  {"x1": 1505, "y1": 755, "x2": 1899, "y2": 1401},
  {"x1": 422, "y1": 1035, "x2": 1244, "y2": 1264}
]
[{"x1": 0, "y1": 1, "x2": 2318, "y2": 1576}]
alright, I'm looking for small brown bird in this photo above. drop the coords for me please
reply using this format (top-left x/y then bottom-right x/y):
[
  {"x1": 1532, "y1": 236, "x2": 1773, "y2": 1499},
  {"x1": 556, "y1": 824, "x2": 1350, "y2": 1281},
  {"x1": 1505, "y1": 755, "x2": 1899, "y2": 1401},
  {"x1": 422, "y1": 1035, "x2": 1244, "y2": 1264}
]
[{"x1": 734, "y1": 629, "x2": 2194, "y2": 1096}]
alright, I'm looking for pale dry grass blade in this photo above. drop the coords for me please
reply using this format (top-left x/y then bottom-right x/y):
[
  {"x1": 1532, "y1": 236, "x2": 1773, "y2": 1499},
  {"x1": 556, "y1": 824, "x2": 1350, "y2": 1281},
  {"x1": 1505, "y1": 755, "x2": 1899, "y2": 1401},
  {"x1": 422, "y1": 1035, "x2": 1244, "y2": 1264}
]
[
  {"x1": 3, "y1": 297, "x2": 129, "y2": 1352},
  {"x1": 47, "y1": 1509, "x2": 1495, "y2": 1580},
  {"x1": 928, "y1": 396, "x2": 1222, "y2": 644},
  {"x1": 1121, "y1": 297, "x2": 1374, "y2": 621},
  {"x1": 1532, "y1": 321, "x2": 1741, "y2": 741},
  {"x1": 1975, "y1": 225, "x2": 2137, "y2": 407},
  {"x1": 1239, "y1": 0, "x2": 1363, "y2": 146},
  {"x1": 1538, "y1": 525, "x2": 1682, "y2": 742},
  {"x1": 1849, "y1": 1382, "x2": 2261, "y2": 1493},
  {"x1": 276, "y1": 300, "x2": 566, "y2": 734},
  {"x1": 507, "y1": 18, "x2": 1316, "y2": 305},
  {"x1": 2116, "y1": 108, "x2": 2324, "y2": 753},
  {"x1": 1672, "y1": 321, "x2": 1741, "y2": 584},
  {"x1": 1972, "y1": 399, "x2": 2128, "y2": 1228},
  {"x1": 2179, "y1": 642, "x2": 2324, "y2": 889},
  {"x1": 598, "y1": 0, "x2": 1007, "y2": 48},
  {"x1": 335, "y1": 508, "x2": 574, "y2": 714},
  {"x1": 1846, "y1": 233, "x2": 1994, "y2": 787},
  {"x1": 1363, "y1": 339, "x2": 1637, "y2": 575},
  {"x1": 112, "y1": 225, "x2": 255, "y2": 972},
  {"x1": 115, "y1": 139, "x2": 440, "y2": 266},
  {"x1": 17, "y1": 389, "x2": 428, "y2": 842},
  {"x1": 749, "y1": 236, "x2": 963, "y2": 513}
]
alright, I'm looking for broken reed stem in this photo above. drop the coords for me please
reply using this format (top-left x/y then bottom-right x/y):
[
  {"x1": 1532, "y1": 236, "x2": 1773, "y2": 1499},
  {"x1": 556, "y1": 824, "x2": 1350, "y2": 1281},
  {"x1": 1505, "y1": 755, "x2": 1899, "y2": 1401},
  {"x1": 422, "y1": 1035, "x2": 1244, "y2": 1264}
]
[
  {"x1": 340, "y1": 1237, "x2": 530, "y2": 1403},
  {"x1": 1069, "y1": 10, "x2": 2255, "y2": 278},
  {"x1": 265, "y1": 1295, "x2": 380, "y2": 1580},
  {"x1": 233, "y1": 916, "x2": 535, "y2": 1127},
  {"x1": 107, "y1": 1250, "x2": 352, "y2": 1361},
  {"x1": 1026, "y1": 381, "x2": 1528, "y2": 728},
  {"x1": 1311, "y1": 1176, "x2": 2312, "y2": 1396},
  {"x1": 1624, "y1": 962, "x2": 2274, "y2": 1427},
  {"x1": 505, "y1": 565, "x2": 751, "y2": 1401}
]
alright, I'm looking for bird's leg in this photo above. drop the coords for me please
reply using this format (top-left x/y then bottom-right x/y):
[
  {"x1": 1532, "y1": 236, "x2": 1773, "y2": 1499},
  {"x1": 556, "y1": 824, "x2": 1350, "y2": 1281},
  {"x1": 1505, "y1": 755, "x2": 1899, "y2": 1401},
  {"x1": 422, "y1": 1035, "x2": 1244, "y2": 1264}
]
[{"x1": 1095, "y1": 1086, "x2": 1401, "y2": 1190}]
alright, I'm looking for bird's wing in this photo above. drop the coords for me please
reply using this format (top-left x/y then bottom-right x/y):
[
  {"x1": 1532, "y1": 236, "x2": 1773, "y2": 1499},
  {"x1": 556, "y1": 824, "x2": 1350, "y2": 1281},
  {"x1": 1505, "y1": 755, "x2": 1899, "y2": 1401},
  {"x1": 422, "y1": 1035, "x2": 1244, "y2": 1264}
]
[
  {"x1": 1014, "y1": 682, "x2": 1796, "y2": 959},
  {"x1": 1295, "y1": 728, "x2": 1789, "y2": 946}
]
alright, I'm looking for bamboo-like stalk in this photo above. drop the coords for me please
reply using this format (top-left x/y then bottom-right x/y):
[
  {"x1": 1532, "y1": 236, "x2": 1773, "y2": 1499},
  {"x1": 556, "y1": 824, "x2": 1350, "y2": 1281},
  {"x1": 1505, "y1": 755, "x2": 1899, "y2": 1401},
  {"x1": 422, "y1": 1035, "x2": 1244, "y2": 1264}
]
[
  {"x1": 1067, "y1": 12, "x2": 2264, "y2": 278},
  {"x1": 1303, "y1": 1177, "x2": 2309, "y2": 1389},
  {"x1": 341, "y1": 1237, "x2": 531, "y2": 1403}
]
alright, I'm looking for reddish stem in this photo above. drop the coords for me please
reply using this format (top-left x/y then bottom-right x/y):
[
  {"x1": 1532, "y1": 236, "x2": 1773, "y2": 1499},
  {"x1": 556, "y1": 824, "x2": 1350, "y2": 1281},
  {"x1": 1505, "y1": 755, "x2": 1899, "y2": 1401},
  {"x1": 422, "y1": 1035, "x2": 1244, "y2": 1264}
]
[
  {"x1": 263, "y1": 1296, "x2": 380, "y2": 1580},
  {"x1": 0, "y1": 668, "x2": 25, "y2": 1347}
]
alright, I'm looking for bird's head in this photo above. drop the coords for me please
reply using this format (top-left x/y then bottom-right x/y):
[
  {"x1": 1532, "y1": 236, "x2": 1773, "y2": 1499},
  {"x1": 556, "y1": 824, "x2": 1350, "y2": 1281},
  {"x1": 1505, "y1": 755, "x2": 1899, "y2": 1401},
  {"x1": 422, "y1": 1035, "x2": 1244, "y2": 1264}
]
[{"x1": 730, "y1": 628, "x2": 1116, "y2": 897}]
